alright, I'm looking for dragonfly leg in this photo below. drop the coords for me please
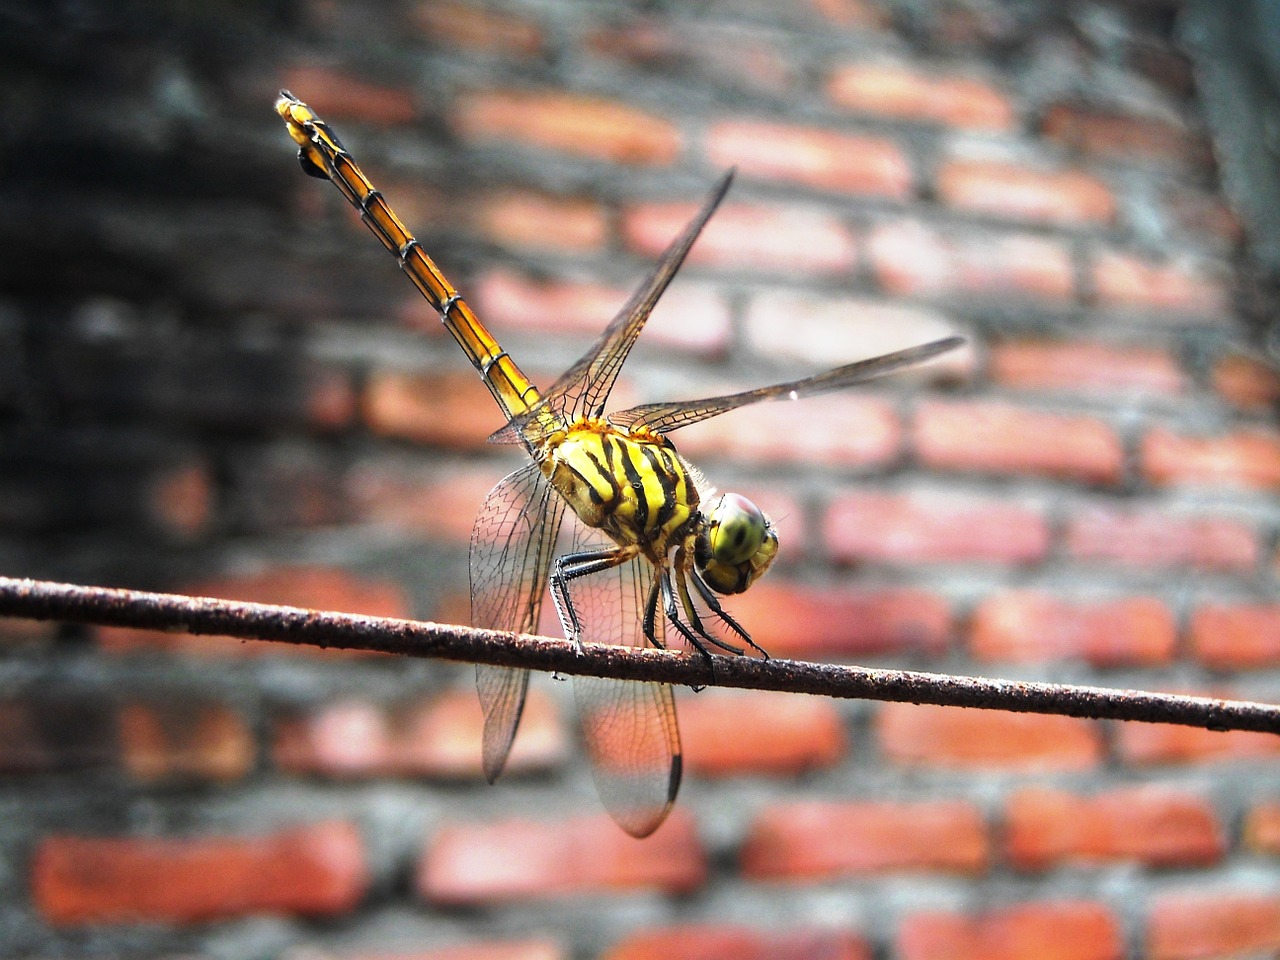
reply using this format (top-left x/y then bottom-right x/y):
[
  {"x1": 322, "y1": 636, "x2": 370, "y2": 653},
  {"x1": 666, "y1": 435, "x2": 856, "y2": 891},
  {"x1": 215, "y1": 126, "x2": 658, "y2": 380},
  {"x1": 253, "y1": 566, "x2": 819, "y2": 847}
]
[
  {"x1": 659, "y1": 568, "x2": 740, "y2": 659},
  {"x1": 675, "y1": 571, "x2": 745, "y2": 657},
  {"x1": 690, "y1": 568, "x2": 769, "y2": 660},
  {"x1": 550, "y1": 547, "x2": 636, "y2": 646},
  {"x1": 641, "y1": 574, "x2": 666, "y2": 651}
]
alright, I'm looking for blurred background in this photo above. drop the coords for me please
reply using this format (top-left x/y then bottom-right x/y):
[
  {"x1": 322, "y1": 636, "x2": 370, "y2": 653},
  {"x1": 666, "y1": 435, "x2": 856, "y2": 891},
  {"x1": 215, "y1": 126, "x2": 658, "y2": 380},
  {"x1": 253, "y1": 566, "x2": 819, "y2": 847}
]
[{"x1": 5, "y1": 0, "x2": 1280, "y2": 957}]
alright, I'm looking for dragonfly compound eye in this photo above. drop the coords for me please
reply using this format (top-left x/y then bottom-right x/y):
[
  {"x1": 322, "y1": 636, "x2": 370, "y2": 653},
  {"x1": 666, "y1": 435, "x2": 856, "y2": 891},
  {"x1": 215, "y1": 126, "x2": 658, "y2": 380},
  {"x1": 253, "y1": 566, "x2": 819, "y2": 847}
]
[{"x1": 695, "y1": 493, "x2": 779, "y2": 595}]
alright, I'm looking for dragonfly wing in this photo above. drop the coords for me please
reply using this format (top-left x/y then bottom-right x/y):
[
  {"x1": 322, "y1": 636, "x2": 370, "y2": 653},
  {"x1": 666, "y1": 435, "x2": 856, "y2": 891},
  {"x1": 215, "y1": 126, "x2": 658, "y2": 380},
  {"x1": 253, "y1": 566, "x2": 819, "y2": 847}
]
[
  {"x1": 559, "y1": 520, "x2": 682, "y2": 838},
  {"x1": 471, "y1": 462, "x2": 567, "y2": 782},
  {"x1": 507, "y1": 171, "x2": 735, "y2": 442},
  {"x1": 612, "y1": 335, "x2": 965, "y2": 435}
]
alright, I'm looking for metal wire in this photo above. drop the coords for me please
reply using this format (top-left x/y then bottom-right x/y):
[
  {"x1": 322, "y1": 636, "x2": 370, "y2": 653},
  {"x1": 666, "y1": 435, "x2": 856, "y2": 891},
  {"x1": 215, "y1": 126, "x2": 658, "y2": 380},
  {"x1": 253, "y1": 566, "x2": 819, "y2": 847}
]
[{"x1": 1, "y1": 575, "x2": 1275, "y2": 734}]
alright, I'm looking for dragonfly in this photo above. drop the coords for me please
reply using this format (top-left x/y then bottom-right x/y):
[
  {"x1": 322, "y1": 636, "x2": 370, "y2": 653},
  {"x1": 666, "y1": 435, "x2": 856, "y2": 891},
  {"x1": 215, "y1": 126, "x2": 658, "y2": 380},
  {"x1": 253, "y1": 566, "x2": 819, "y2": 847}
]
[{"x1": 277, "y1": 91, "x2": 962, "y2": 837}]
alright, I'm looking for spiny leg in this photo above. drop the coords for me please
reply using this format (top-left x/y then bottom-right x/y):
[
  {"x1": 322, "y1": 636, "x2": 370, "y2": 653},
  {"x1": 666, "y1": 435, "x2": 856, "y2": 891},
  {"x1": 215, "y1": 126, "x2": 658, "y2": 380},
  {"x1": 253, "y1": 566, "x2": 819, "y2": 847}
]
[
  {"x1": 641, "y1": 574, "x2": 665, "y2": 651},
  {"x1": 690, "y1": 568, "x2": 769, "y2": 660},
  {"x1": 674, "y1": 570, "x2": 745, "y2": 656},
  {"x1": 658, "y1": 569, "x2": 741, "y2": 658},
  {"x1": 550, "y1": 547, "x2": 636, "y2": 645}
]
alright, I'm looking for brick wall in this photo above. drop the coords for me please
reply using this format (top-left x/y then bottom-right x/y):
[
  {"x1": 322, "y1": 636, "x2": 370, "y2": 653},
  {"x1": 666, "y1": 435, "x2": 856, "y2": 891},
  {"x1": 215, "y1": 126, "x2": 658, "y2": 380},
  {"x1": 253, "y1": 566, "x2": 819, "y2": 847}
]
[{"x1": 4, "y1": 0, "x2": 1280, "y2": 957}]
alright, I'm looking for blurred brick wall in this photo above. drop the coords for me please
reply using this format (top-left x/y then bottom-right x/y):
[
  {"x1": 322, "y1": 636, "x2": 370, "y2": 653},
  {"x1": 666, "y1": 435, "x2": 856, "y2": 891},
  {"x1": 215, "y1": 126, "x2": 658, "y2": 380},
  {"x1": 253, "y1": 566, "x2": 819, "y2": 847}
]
[{"x1": 4, "y1": 0, "x2": 1280, "y2": 958}]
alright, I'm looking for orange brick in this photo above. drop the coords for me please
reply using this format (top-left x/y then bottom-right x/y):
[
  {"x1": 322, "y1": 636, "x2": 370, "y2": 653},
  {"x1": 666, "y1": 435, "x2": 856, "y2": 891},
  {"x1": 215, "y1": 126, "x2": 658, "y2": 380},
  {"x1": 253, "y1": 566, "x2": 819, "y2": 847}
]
[
  {"x1": 1191, "y1": 603, "x2": 1280, "y2": 669},
  {"x1": 397, "y1": 942, "x2": 565, "y2": 960},
  {"x1": 826, "y1": 491, "x2": 1050, "y2": 566},
  {"x1": 364, "y1": 369, "x2": 501, "y2": 450},
  {"x1": 410, "y1": 2, "x2": 544, "y2": 56},
  {"x1": 120, "y1": 701, "x2": 254, "y2": 783},
  {"x1": 604, "y1": 924, "x2": 870, "y2": 960},
  {"x1": 675, "y1": 393, "x2": 901, "y2": 468},
  {"x1": 990, "y1": 340, "x2": 1185, "y2": 396},
  {"x1": 679, "y1": 690, "x2": 846, "y2": 777},
  {"x1": 724, "y1": 581, "x2": 952, "y2": 660},
  {"x1": 971, "y1": 592, "x2": 1176, "y2": 667},
  {"x1": 97, "y1": 566, "x2": 409, "y2": 656},
  {"x1": 916, "y1": 400, "x2": 1124, "y2": 485},
  {"x1": 742, "y1": 800, "x2": 989, "y2": 879},
  {"x1": 33, "y1": 821, "x2": 366, "y2": 925},
  {"x1": 706, "y1": 119, "x2": 912, "y2": 198},
  {"x1": 347, "y1": 461, "x2": 497, "y2": 544},
  {"x1": 147, "y1": 458, "x2": 214, "y2": 540},
  {"x1": 1142, "y1": 426, "x2": 1280, "y2": 491},
  {"x1": 274, "y1": 688, "x2": 567, "y2": 779},
  {"x1": 1115, "y1": 718, "x2": 1280, "y2": 766},
  {"x1": 471, "y1": 189, "x2": 608, "y2": 253},
  {"x1": 1148, "y1": 892, "x2": 1280, "y2": 960},
  {"x1": 937, "y1": 159, "x2": 1115, "y2": 226},
  {"x1": 623, "y1": 200, "x2": 857, "y2": 275},
  {"x1": 742, "y1": 291, "x2": 967, "y2": 372},
  {"x1": 866, "y1": 220, "x2": 1075, "y2": 301},
  {"x1": 1004, "y1": 786, "x2": 1224, "y2": 870},
  {"x1": 1212, "y1": 353, "x2": 1280, "y2": 412},
  {"x1": 1244, "y1": 801, "x2": 1280, "y2": 854},
  {"x1": 1041, "y1": 103, "x2": 1211, "y2": 169},
  {"x1": 1065, "y1": 505, "x2": 1259, "y2": 571},
  {"x1": 1091, "y1": 249, "x2": 1229, "y2": 316},
  {"x1": 878, "y1": 704, "x2": 1103, "y2": 771},
  {"x1": 826, "y1": 62, "x2": 1014, "y2": 130},
  {"x1": 900, "y1": 902, "x2": 1122, "y2": 960},
  {"x1": 278, "y1": 66, "x2": 418, "y2": 126},
  {"x1": 419, "y1": 811, "x2": 705, "y2": 904},
  {"x1": 451, "y1": 89, "x2": 681, "y2": 165},
  {"x1": 472, "y1": 268, "x2": 732, "y2": 357},
  {"x1": 809, "y1": 0, "x2": 891, "y2": 28}
]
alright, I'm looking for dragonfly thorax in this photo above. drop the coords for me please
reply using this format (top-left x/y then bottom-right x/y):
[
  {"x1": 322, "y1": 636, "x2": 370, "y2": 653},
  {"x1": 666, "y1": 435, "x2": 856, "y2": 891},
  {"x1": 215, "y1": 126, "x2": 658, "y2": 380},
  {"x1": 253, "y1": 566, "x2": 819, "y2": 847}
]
[{"x1": 693, "y1": 492, "x2": 778, "y2": 595}]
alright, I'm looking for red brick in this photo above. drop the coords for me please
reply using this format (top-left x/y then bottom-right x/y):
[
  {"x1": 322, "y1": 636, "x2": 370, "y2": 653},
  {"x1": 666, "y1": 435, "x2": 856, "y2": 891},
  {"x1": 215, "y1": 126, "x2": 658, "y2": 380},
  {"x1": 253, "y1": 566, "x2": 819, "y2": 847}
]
[
  {"x1": 471, "y1": 190, "x2": 608, "y2": 254},
  {"x1": 147, "y1": 458, "x2": 214, "y2": 540},
  {"x1": 348, "y1": 461, "x2": 495, "y2": 544},
  {"x1": 706, "y1": 120, "x2": 911, "y2": 198},
  {"x1": 1161, "y1": 185, "x2": 1245, "y2": 248},
  {"x1": 622, "y1": 200, "x2": 857, "y2": 275},
  {"x1": 97, "y1": 566, "x2": 409, "y2": 656},
  {"x1": 826, "y1": 491, "x2": 1049, "y2": 566},
  {"x1": 878, "y1": 704, "x2": 1103, "y2": 771},
  {"x1": 900, "y1": 901, "x2": 1123, "y2": 960},
  {"x1": 675, "y1": 393, "x2": 901, "y2": 468},
  {"x1": 679, "y1": 690, "x2": 846, "y2": 777},
  {"x1": 604, "y1": 924, "x2": 870, "y2": 960},
  {"x1": 724, "y1": 581, "x2": 953, "y2": 660},
  {"x1": 809, "y1": 0, "x2": 890, "y2": 28},
  {"x1": 742, "y1": 800, "x2": 989, "y2": 879},
  {"x1": 33, "y1": 821, "x2": 366, "y2": 925},
  {"x1": 451, "y1": 90, "x2": 681, "y2": 165},
  {"x1": 1191, "y1": 603, "x2": 1280, "y2": 669},
  {"x1": 866, "y1": 220, "x2": 1075, "y2": 301},
  {"x1": 472, "y1": 268, "x2": 733, "y2": 357},
  {"x1": 279, "y1": 66, "x2": 417, "y2": 126},
  {"x1": 306, "y1": 366, "x2": 359, "y2": 429},
  {"x1": 392, "y1": 942, "x2": 565, "y2": 960},
  {"x1": 742, "y1": 291, "x2": 969, "y2": 374},
  {"x1": 971, "y1": 592, "x2": 1176, "y2": 667},
  {"x1": 419, "y1": 811, "x2": 705, "y2": 904},
  {"x1": 274, "y1": 688, "x2": 567, "y2": 779},
  {"x1": 1148, "y1": 892, "x2": 1280, "y2": 960},
  {"x1": 0, "y1": 698, "x2": 115, "y2": 773},
  {"x1": 1212, "y1": 353, "x2": 1280, "y2": 412},
  {"x1": 1091, "y1": 249, "x2": 1229, "y2": 316},
  {"x1": 1065, "y1": 505, "x2": 1258, "y2": 571},
  {"x1": 1004, "y1": 786, "x2": 1224, "y2": 870},
  {"x1": 916, "y1": 400, "x2": 1124, "y2": 485},
  {"x1": 1142, "y1": 426, "x2": 1280, "y2": 491},
  {"x1": 937, "y1": 160, "x2": 1115, "y2": 226},
  {"x1": 410, "y1": 2, "x2": 544, "y2": 56},
  {"x1": 120, "y1": 701, "x2": 254, "y2": 783},
  {"x1": 364, "y1": 369, "x2": 500, "y2": 450},
  {"x1": 1041, "y1": 103, "x2": 1212, "y2": 169},
  {"x1": 990, "y1": 340, "x2": 1185, "y2": 396},
  {"x1": 825, "y1": 62, "x2": 1014, "y2": 130},
  {"x1": 1244, "y1": 801, "x2": 1280, "y2": 854},
  {"x1": 1115, "y1": 718, "x2": 1280, "y2": 766}
]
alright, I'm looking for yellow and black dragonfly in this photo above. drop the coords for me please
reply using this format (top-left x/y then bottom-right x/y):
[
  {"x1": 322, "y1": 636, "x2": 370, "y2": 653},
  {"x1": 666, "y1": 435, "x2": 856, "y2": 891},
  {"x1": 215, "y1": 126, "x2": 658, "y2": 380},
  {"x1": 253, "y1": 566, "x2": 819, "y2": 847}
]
[{"x1": 278, "y1": 91, "x2": 962, "y2": 836}]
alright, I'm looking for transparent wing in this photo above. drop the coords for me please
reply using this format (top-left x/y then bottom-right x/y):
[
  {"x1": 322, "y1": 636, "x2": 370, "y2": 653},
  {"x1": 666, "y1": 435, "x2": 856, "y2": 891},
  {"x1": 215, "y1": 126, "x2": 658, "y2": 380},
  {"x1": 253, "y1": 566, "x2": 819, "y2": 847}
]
[
  {"x1": 470, "y1": 463, "x2": 567, "y2": 782},
  {"x1": 501, "y1": 171, "x2": 735, "y2": 445},
  {"x1": 611, "y1": 335, "x2": 965, "y2": 435},
  {"x1": 558, "y1": 519, "x2": 682, "y2": 838}
]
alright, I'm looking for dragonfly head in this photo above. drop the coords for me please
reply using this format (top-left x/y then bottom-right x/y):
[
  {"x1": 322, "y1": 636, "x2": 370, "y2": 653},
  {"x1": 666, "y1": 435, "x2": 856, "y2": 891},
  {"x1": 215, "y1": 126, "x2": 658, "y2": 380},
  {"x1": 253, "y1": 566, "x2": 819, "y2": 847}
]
[{"x1": 695, "y1": 493, "x2": 778, "y2": 595}]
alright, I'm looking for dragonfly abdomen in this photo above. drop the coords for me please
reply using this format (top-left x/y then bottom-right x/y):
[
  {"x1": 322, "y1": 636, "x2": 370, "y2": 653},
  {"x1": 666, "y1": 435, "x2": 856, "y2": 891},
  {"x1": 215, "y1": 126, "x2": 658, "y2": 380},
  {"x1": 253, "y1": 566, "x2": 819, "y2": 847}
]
[{"x1": 546, "y1": 422, "x2": 697, "y2": 555}]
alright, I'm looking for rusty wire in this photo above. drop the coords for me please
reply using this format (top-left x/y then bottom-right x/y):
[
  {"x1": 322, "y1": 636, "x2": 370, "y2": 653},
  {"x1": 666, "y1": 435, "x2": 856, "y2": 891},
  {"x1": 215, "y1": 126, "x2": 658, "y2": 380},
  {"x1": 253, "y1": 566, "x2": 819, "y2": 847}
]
[{"x1": 0, "y1": 575, "x2": 1275, "y2": 734}]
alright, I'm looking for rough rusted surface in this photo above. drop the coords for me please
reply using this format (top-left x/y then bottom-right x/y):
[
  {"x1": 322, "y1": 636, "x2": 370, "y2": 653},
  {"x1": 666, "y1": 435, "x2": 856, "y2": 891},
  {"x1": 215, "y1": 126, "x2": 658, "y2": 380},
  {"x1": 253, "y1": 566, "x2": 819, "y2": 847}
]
[{"x1": 2, "y1": 576, "x2": 1275, "y2": 735}]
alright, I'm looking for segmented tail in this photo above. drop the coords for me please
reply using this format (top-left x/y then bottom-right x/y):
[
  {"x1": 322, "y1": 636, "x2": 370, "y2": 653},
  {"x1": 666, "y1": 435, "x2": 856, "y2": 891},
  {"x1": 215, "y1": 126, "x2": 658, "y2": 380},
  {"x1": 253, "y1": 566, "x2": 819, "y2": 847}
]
[{"x1": 276, "y1": 91, "x2": 541, "y2": 422}]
